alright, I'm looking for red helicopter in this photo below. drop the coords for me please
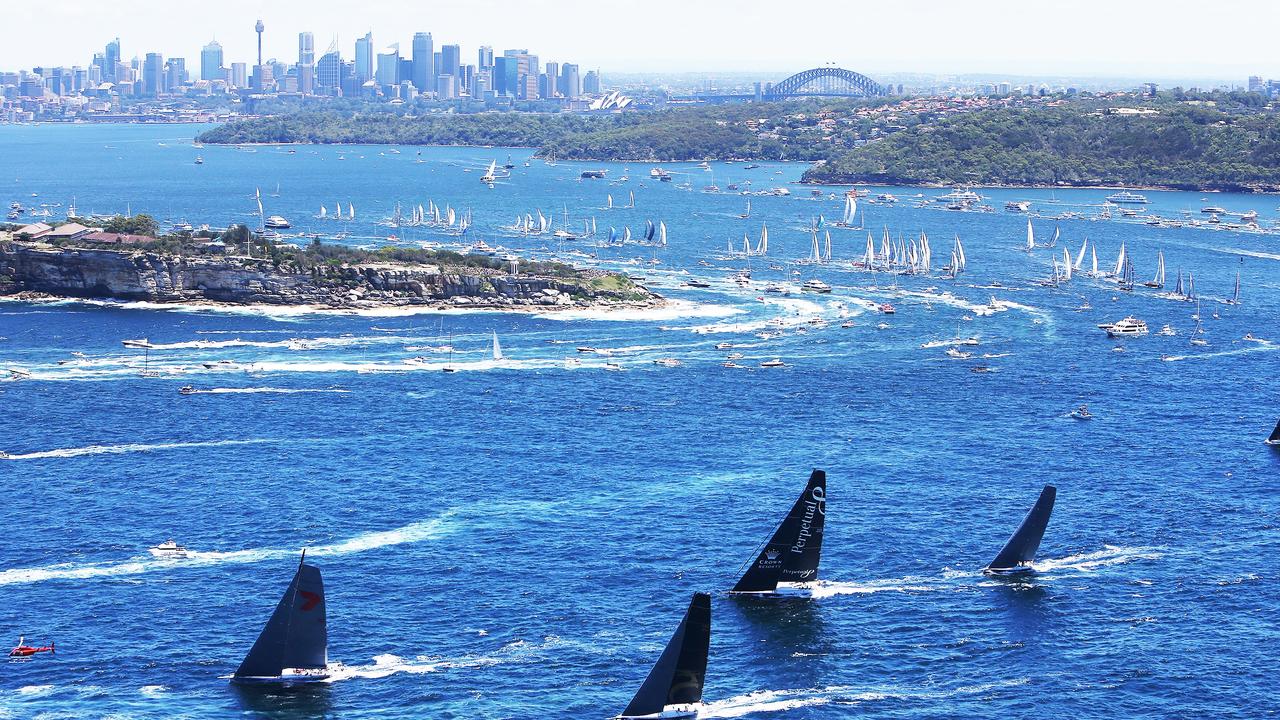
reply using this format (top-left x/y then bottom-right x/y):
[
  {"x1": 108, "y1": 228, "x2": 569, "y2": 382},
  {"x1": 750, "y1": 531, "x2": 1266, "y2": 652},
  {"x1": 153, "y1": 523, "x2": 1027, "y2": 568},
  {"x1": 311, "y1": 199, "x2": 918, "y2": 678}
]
[{"x1": 9, "y1": 637, "x2": 55, "y2": 658}]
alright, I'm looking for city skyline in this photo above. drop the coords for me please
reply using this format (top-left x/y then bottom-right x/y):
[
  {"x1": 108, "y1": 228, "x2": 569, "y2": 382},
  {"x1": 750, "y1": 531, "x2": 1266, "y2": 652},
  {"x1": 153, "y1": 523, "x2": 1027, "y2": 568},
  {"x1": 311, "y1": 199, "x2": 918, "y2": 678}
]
[{"x1": 4, "y1": 0, "x2": 1280, "y2": 82}]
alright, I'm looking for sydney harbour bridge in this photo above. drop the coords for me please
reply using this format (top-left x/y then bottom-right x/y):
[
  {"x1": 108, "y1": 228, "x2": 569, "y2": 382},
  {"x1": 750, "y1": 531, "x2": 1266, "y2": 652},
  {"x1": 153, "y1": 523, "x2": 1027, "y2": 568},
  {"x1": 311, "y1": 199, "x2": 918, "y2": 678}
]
[{"x1": 677, "y1": 66, "x2": 889, "y2": 103}]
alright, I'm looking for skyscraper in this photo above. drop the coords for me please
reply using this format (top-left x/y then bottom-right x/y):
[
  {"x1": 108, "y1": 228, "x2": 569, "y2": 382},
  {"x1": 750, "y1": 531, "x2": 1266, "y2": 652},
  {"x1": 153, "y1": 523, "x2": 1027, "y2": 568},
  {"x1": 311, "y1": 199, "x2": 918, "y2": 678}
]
[
  {"x1": 492, "y1": 56, "x2": 508, "y2": 95},
  {"x1": 375, "y1": 45, "x2": 400, "y2": 88},
  {"x1": 317, "y1": 50, "x2": 342, "y2": 93},
  {"x1": 543, "y1": 61, "x2": 559, "y2": 98},
  {"x1": 200, "y1": 40, "x2": 224, "y2": 81},
  {"x1": 104, "y1": 38, "x2": 120, "y2": 83},
  {"x1": 477, "y1": 46, "x2": 493, "y2": 71},
  {"x1": 411, "y1": 32, "x2": 433, "y2": 93},
  {"x1": 229, "y1": 62, "x2": 248, "y2": 88},
  {"x1": 584, "y1": 70, "x2": 601, "y2": 94},
  {"x1": 440, "y1": 44, "x2": 461, "y2": 79},
  {"x1": 355, "y1": 32, "x2": 374, "y2": 83},
  {"x1": 143, "y1": 52, "x2": 164, "y2": 95},
  {"x1": 560, "y1": 63, "x2": 580, "y2": 98},
  {"x1": 164, "y1": 58, "x2": 186, "y2": 93},
  {"x1": 298, "y1": 32, "x2": 315, "y2": 66}
]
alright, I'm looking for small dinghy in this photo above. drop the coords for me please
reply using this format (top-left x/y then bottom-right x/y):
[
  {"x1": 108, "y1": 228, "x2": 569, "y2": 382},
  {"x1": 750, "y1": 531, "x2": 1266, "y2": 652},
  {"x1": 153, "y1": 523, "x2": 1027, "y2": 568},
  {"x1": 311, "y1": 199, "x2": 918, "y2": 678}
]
[{"x1": 1068, "y1": 405, "x2": 1093, "y2": 420}]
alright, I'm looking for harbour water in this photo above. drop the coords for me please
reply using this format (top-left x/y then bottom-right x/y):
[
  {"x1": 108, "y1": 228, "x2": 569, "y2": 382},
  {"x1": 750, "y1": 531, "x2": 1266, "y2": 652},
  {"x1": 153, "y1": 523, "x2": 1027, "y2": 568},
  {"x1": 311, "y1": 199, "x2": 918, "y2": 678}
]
[{"x1": 1, "y1": 124, "x2": 1278, "y2": 718}]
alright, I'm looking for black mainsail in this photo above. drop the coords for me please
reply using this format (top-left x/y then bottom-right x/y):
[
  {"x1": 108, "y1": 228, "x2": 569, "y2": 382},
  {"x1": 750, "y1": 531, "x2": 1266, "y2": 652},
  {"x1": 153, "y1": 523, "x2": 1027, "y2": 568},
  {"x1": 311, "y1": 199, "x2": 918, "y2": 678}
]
[
  {"x1": 730, "y1": 469, "x2": 826, "y2": 594},
  {"x1": 618, "y1": 592, "x2": 711, "y2": 719},
  {"x1": 233, "y1": 553, "x2": 328, "y2": 682},
  {"x1": 1267, "y1": 419, "x2": 1280, "y2": 446},
  {"x1": 986, "y1": 485, "x2": 1056, "y2": 574}
]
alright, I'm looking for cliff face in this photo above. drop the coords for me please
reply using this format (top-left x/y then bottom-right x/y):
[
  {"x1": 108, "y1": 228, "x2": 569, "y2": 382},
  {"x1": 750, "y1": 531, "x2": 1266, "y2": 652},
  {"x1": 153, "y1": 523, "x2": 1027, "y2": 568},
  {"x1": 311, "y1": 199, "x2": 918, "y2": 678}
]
[{"x1": 0, "y1": 244, "x2": 653, "y2": 308}]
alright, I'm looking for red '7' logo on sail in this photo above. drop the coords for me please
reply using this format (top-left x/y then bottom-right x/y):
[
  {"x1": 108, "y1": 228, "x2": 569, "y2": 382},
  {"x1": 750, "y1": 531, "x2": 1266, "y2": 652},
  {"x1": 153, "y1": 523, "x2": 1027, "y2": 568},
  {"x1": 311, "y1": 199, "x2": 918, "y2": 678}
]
[{"x1": 299, "y1": 590, "x2": 322, "y2": 611}]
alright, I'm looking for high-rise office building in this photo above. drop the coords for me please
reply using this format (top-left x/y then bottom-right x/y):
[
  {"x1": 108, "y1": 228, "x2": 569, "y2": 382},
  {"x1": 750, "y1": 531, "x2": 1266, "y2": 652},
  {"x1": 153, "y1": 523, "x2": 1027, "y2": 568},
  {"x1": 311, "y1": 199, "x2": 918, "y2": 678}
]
[
  {"x1": 143, "y1": 52, "x2": 164, "y2": 95},
  {"x1": 164, "y1": 58, "x2": 186, "y2": 93},
  {"x1": 560, "y1": 63, "x2": 580, "y2": 98},
  {"x1": 440, "y1": 44, "x2": 461, "y2": 79},
  {"x1": 375, "y1": 45, "x2": 400, "y2": 87},
  {"x1": 492, "y1": 56, "x2": 508, "y2": 95},
  {"x1": 355, "y1": 32, "x2": 374, "y2": 82},
  {"x1": 543, "y1": 61, "x2": 558, "y2": 97},
  {"x1": 584, "y1": 70, "x2": 601, "y2": 94},
  {"x1": 435, "y1": 73, "x2": 456, "y2": 100},
  {"x1": 103, "y1": 39, "x2": 121, "y2": 83},
  {"x1": 478, "y1": 46, "x2": 493, "y2": 71},
  {"x1": 501, "y1": 50, "x2": 538, "y2": 98},
  {"x1": 317, "y1": 50, "x2": 342, "y2": 92},
  {"x1": 200, "y1": 40, "x2": 224, "y2": 81},
  {"x1": 411, "y1": 32, "x2": 433, "y2": 93},
  {"x1": 298, "y1": 32, "x2": 315, "y2": 66}
]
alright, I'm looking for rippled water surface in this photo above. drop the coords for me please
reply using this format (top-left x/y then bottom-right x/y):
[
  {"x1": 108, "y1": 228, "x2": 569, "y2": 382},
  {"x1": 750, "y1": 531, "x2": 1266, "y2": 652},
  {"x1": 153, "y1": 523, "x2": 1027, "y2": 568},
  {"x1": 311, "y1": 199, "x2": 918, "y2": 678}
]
[{"x1": 1, "y1": 124, "x2": 1278, "y2": 718}]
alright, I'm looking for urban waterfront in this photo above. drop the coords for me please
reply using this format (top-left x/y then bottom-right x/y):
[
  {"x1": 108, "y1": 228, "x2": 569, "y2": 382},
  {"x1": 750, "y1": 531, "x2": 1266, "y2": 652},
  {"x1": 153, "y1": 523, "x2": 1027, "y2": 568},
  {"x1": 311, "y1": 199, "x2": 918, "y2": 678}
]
[{"x1": 1, "y1": 123, "x2": 1279, "y2": 718}]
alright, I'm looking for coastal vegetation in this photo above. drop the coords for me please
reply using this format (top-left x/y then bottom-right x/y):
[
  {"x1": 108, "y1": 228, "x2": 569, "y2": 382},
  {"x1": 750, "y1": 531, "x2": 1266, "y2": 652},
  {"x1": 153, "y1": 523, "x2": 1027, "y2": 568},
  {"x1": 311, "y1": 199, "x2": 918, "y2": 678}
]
[
  {"x1": 803, "y1": 102, "x2": 1280, "y2": 191},
  {"x1": 198, "y1": 91, "x2": 1280, "y2": 190}
]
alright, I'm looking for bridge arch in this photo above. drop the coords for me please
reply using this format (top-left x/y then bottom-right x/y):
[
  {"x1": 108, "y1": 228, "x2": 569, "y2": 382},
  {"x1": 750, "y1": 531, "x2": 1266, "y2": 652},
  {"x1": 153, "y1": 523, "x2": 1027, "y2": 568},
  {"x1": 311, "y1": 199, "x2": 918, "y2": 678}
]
[{"x1": 765, "y1": 67, "x2": 887, "y2": 99}]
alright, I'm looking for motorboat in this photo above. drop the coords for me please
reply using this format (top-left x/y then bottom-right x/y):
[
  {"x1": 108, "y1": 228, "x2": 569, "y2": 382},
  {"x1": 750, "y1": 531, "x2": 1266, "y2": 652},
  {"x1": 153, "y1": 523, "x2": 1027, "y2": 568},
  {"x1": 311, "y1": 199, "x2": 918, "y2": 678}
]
[
  {"x1": 149, "y1": 539, "x2": 189, "y2": 559},
  {"x1": 937, "y1": 188, "x2": 983, "y2": 203},
  {"x1": 801, "y1": 279, "x2": 832, "y2": 293},
  {"x1": 264, "y1": 216, "x2": 291, "y2": 229},
  {"x1": 653, "y1": 358, "x2": 682, "y2": 367},
  {"x1": 1201, "y1": 206, "x2": 1227, "y2": 214},
  {"x1": 1005, "y1": 201, "x2": 1030, "y2": 213},
  {"x1": 121, "y1": 338, "x2": 154, "y2": 349},
  {"x1": 759, "y1": 358, "x2": 787, "y2": 368},
  {"x1": 1068, "y1": 405, "x2": 1093, "y2": 420},
  {"x1": 178, "y1": 385, "x2": 198, "y2": 395},
  {"x1": 944, "y1": 348, "x2": 972, "y2": 359},
  {"x1": 683, "y1": 279, "x2": 712, "y2": 289},
  {"x1": 1158, "y1": 325, "x2": 1176, "y2": 336},
  {"x1": 1105, "y1": 191, "x2": 1149, "y2": 204},
  {"x1": 879, "y1": 303, "x2": 896, "y2": 314},
  {"x1": 1099, "y1": 316, "x2": 1148, "y2": 337},
  {"x1": 721, "y1": 362, "x2": 745, "y2": 369}
]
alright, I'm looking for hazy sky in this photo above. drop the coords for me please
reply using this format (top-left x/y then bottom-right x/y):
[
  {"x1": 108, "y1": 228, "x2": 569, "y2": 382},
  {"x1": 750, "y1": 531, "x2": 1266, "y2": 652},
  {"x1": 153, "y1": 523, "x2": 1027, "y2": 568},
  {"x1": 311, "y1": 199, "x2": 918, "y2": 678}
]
[{"x1": 4, "y1": 0, "x2": 1277, "y2": 82}]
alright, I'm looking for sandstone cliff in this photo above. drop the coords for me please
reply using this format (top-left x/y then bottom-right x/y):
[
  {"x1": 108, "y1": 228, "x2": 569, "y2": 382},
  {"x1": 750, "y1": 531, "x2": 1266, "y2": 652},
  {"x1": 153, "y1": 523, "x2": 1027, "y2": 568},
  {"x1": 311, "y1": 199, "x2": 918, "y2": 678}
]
[{"x1": 0, "y1": 244, "x2": 656, "y2": 309}]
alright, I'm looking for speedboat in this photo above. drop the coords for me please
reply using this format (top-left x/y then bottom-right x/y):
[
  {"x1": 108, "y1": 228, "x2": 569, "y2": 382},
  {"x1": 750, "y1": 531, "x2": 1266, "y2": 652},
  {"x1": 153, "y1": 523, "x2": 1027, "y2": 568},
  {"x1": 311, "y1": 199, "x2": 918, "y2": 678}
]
[
  {"x1": 721, "y1": 361, "x2": 745, "y2": 369},
  {"x1": 178, "y1": 385, "x2": 197, "y2": 395},
  {"x1": 652, "y1": 358, "x2": 682, "y2": 367},
  {"x1": 945, "y1": 348, "x2": 972, "y2": 359},
  {"x1": 714, "y1": 342, "x2": 734, "y2": 350},
  {"x1": 759, "y1": 358, "x2": 786, "y2": 368},
  {"x1": 0, "y1": 451, "x2": 9, "y2": 459},
  {"x1": 149, "y1": 540, "x2": 189, "y2": 559},
  {"x1": 683, "y1": 279, "x2": 712, "y2": 289},
  {"x1": 121, "y1": 338, "x2": 154, "y2": 349},
  {"x1": 1105, "y1": 191, "x2": 1149, "y2": 204},
  {"x1": 1068, "y1": 405, "x2": 1093, "y2": 420},
  {"x1": 1158, "y1": 325, "x2": 1176, "y2": 336},
  {"x1": 879, "y1": 303, "x2": 896, "y2": 314},
  {"x1": 1100, "y1": 316, "x2": 1148, "y2": 337}
]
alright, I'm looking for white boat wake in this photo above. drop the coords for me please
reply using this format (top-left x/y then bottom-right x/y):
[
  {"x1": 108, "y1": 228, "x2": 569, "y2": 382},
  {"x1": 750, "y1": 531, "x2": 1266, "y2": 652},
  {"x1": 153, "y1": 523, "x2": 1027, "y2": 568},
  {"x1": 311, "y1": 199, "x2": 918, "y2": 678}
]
[
  {"x1": 0, "y1": 512, "x2": 457, "y2": 586},
  {"x1": 700, "y1": 677, "x2": 1032, "y2": 717},
  {"x1": 1029, "y1": 545, "x2": 1163, "y2": 574},
  {"x1": 323, "y1": 635, "x2": 565, "y2": 683},
  {"x1": 1, "y1": 438, "x2": 276, "y2": 461}
]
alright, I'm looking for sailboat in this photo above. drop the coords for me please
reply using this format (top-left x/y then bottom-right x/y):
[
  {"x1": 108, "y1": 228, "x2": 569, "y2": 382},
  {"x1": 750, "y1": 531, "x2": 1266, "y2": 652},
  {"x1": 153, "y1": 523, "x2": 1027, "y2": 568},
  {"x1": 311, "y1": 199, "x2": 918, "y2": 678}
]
[
  {"x1": 1190, "y1": 300, "x2": 1207, "y2": 346},
  {"x1": 1073, "y1": 239, "x2": 1087, "y2": 272},
  {"x1": 1225, "y1": 269, "x2": 1241, "y2": 305},
  {"x1": 838, "y1": 194, "x2": 857, "y2": 227},
  {"x1": 1112, "y1": 242, "x2": 1126, "y2": 278},
  {"x1": 754, "y1": 224, "x2": 768, "y2": 256},
  {"x1": 738, "y1": 199, "x2": 751, "y2": 219},
  {"x1": 1265, "y1": 419, "x2": 1280, "y2": 446},
  {"x1": 232, "y1": 553, "x2": 328, "y2": 683},
  {"x1": 659, "y1": 221, "x2": 668, "y2": 247},
  {"x1": 614, "y1": 592, "x2": 711, "y2": 720},
  {"x1": 607, "y1": 194, "x2": 614, "y2": 210},
  {"x1": 628, "y1": 191, "x2": 636, "y2": 209},
  {"x1": 1024, "y1": 218, "x2": 1035, "y2": 252},
  {"x1": 984, "y1": 485, "x2": 1056, "y2": 575},
  {"x1": 347, "y1": 203, "x2": 355, "y2": 221},
  {"x1": 492, "y1": 330, "x2": 504, "y2": 362},
  {"x1": 823, "y1": 230, "x2": 832, "y2": 262},
  {"x1": 480, "y1": 159, "x2": 497, "y2": 184},
  {"x1": 729, "y1": 470, "x2": 826, "y2": 594},
  {"x1": 1142, "y1": 250, "x2": 1165, "y2": 289}
]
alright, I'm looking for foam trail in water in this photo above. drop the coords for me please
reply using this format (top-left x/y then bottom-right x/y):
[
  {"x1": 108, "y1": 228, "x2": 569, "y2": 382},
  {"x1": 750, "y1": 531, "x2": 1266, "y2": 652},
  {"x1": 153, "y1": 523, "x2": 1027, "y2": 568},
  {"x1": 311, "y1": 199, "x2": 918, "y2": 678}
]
[
  {"x1": 1030, "y1": 545, "x2": 1163, "y2": 573},
  {"x1": 1, "y1": 438, "x2": 275, "y2": 461},
  {"x1": 538, "y1": 299, "x2": 740, "y2": 322},
  {"x1": 0, "y1": 513, "x2": 456, "y2": 586},
  {"x1": 324, "y1": 635, "x2": 561, "y2": 683},
  {"x1": 1159, "y1": 341, "x2": 1276, "y2": 363},
  {"x1": 196, "y1": 387, "x2": 351, "y2": 395}
]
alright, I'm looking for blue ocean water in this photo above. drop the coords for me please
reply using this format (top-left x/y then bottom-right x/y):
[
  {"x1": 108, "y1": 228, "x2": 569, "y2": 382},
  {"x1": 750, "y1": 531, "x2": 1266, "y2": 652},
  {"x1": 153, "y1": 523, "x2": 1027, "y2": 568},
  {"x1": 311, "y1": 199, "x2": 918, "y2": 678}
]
[{"x1": 1, "y1": 123, "x2": 1278, "y2": 718}]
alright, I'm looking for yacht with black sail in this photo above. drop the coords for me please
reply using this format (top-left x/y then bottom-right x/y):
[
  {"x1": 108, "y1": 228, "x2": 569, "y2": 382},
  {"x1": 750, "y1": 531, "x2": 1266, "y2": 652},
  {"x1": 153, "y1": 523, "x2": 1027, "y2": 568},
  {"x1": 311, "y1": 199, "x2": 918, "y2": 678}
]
[
  {"x1": 984, "y1": 485, "x2": 1056, "y2": 575},
  {"x1": 613, "y1": 592, "x2": 711, "y2": 720},
  {"x1": 729, "y1": 470, "x2": 825, "y2": 595},
  {"x1": 1266, "y1": 419, "x2": 1280, "y2": 446},
  {"x1": 232, "y1": 552, "x2": 329, "y2": 684}
]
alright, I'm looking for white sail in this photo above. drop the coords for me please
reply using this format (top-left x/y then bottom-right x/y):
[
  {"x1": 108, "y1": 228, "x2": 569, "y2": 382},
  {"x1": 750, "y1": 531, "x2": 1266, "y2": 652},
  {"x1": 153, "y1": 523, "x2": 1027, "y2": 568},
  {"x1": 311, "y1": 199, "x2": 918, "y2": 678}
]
[
  {"x1": 628, "y1": 191, "x2": 635, "y2": 208},
  {"x1": 1026, "y1": 218, "x2": 1035, "y2": 251},
  {"x1": 446, "y1": 207, "x2": 456, "y2": 226},
  {"x1": 824, "y1": 231, "x2": 832, "y2": 262},
  {"x1": 1153, "y1": 250, "x2": 1165, "y2": 286},
  {"x1": 659, "y1": 221, "x2": 667, "y2": 247},
  {"x1": 623, "y1": 226, "x2": 632, "y2": 242},
  {"x1": 956, "y1": 235, "x2": 966, "y2": 271},
  {"x1": 755, "y1": 224, "x2": 768, "y2": 255},
  {"x1": 1113, "y1": 242, "x2": 1126, "y2": 276},
  {"x1": 1062, "y1": 247, "x2": 1072, "y2": 281},
  {"x1": 842, "y1": 195, "x2": 856, "y2": 225},
  {"x1": 1232, "y1": 270, "x2": 1241, "y2": 304},
  {"x1": 810, "y1": 229, "x2": 821, "y2": 262},
  {"x1": 1074, "y1": 239, "x2": 1087, "y2": 271},
  {"x1": 319, "y1": 205, "x2": 327, "y2": 217},
  {"x1": 743, "y1": 234, "x2": 751, "y2": 254},
  {"x1": 492, "y1": 330, "x2": 504, "y2": 361},
  {"x1": 348, "y1": 203, "x2": 355, "y2": 220},
  {"x1": 607, "y1": 194, "x2": 614, "y2": 209},
  {"x1": 1091, "y1": 246, "x2": 1098, "y2": 275},
  {"x1": 334, "y1": 201, "x2": 340, "y2": 217},
  {"x1": 864, "y1": 232, "x2": 874, "y2": 268}
]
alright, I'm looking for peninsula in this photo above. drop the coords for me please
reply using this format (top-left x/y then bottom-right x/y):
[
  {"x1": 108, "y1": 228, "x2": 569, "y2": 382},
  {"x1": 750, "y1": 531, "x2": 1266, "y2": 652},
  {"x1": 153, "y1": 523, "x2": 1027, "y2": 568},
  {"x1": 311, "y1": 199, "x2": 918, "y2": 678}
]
[{"x1": 0, "y1": 225, "x2": 658, "y2": 312}]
